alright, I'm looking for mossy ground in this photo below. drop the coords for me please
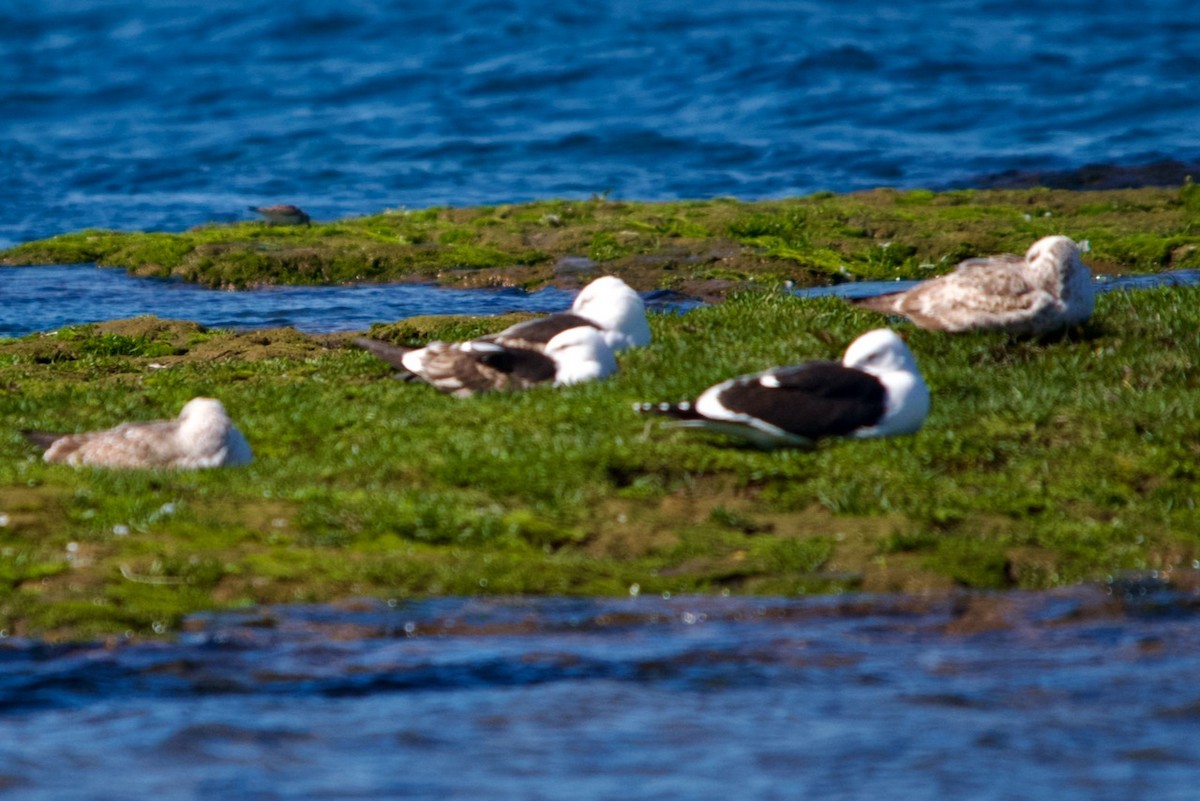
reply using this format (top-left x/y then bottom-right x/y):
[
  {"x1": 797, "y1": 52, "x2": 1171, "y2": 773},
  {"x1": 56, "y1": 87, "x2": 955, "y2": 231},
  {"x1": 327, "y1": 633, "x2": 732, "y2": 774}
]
[
  {"x1": 1, "y1": 282, "x2": 1198, "y2": 640},
  {"x1": 4, "y1": 185, "x2": 1200, "y2": 293}
]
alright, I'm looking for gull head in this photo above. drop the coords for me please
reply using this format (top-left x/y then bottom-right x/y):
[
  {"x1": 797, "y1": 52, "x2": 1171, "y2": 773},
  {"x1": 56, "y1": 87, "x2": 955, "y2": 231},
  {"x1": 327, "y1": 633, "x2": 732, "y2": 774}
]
[
  {"x1": 571, "y1": 276, "x2": 652, "y2": 350},
  {"x1": 1025, "y1": 235, "x2": 1083, "y2": 274},
  {"x1": 841, "y1": 328, "x2": 920, "y2": 377}
]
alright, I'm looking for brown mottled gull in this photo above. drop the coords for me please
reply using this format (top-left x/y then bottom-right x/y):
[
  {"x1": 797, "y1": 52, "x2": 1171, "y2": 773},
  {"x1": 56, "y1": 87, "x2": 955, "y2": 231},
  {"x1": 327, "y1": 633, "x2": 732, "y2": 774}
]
[
  {"x1": 22, "y1": 398, "x2": 253, "y2": 469},
  {"x1": 354, "y1": 325, "x2": 618, "y2": 398},
  {"x1": 849, "y1": 235, "x2": 1095, "y2": 334}
]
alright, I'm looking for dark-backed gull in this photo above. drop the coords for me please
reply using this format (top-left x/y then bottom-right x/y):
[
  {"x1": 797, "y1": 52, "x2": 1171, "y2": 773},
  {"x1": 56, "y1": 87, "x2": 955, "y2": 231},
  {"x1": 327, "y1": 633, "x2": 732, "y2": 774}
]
[
  {"x1": 356, "y1": 274, "x2": 648, "y2": 382},
  {"x1": 356, "y1": 325, "x2": 617, "y2": 397},
  {"x1": 849, "y1": 235, "x2": 1094, "y2": 335},
  {"x1": 486, "y1": 274, "x2": 651, "y2": 353},
  {"x1": 248, "y1": 204, "x2": 311, "y2": 226},
  {"x1": 22, "y1": 397, "x2": 253, "y2": 469},
  {"x1": 636, "y1": 328, "x2": 929, "y2": 448}
]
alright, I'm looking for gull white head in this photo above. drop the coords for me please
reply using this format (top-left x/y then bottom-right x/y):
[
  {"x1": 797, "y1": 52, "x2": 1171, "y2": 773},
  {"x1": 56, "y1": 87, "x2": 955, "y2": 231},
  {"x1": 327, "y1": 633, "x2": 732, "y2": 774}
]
[
  {"x1": 841, "y1": 329, "x2": 929, "y2": 436},
  {"x1": 546, "y1": 326, "x2": 618, "y2": 386},
  {"x1": 1024, "y1": 235, "x2": 1080, "y2": 271},
  {"x1": 571, "y1": 275, "x2": 652, "y2": 351},
  {"x1": 1024, "y1": 235, "x2": 1094, "y2": 323},
  {"x1": 842, "y1": 328, "x2": 919, "y2": 375},
  {"x1": 177, "y1": 397, "x2": 253, "y2": 466}
]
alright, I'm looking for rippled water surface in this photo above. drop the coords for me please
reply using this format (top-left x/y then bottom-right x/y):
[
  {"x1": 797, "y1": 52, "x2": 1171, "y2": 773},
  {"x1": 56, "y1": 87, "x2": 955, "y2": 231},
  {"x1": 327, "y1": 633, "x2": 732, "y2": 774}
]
[
  {"x1": 2, "y1": 263, "x2": 1195, "y2": 337},
  {"x1": 0, "y1": 265, "x2": 579, "y2": 336},
  {"x1": 0, "y1": 265, "x2": 703, "y2": 336},
  {"x1": 3, "y1": 0, "x2": 1199, "y2": 248},
  {"x1": 3, "y1": 588, "x2": 1200, "y2": 800}
]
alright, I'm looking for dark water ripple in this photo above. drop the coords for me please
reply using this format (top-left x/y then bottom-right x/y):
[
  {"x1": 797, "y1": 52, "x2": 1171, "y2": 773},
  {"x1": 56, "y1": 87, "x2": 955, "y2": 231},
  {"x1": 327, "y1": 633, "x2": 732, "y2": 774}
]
[
  {"x1": 2, "y1": 588, "x2": 1200, "y2": 799},
  {"x1": 3, "y1": 0, "x2": 1199, "y2": 249}
]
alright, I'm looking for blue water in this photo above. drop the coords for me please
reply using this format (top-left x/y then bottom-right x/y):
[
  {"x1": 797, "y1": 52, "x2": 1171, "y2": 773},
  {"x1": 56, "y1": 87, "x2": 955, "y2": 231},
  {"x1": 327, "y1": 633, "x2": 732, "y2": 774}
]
[
  {"x1": 0, "y1": 265, "x2": 576, "y2": 337},
  {"x1": 3, "y1": 587, "x2": 1200, "y2": 799},
  {"x1": 3, "y1": 0, "x2": 1199, "y2": 249},
  {"x1": 4, "y1": 4, "x2": 1200, "y2": 795},
  {"x1": 1, "y1": 263, "x2": 1193, "y2": 338},
  {"x1": 0, "y1": 264, "x2": 703, "y2": 337}
]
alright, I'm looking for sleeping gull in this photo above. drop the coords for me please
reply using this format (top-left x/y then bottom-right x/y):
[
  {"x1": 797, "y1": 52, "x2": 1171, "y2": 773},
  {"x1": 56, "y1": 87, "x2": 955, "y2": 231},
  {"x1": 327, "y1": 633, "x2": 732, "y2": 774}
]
[
  {"x1": 22, "y1": 397, "x2": 253, "y2": 469},
  {"x1": 849, "y1": 235, "x2": 1094, "y2": 334},
  {"x1": 635, "y1": 328, "x2": 929, "y2": 448},
  {"x1": 485, "y1": 274, "x2": 652, "y2": 353},
  {"x1": 356, "y1": 325, "x2": 617, "y2": 397},
  {"x1": 356, "y1": 275, "x2": 650, "y2": 381}
]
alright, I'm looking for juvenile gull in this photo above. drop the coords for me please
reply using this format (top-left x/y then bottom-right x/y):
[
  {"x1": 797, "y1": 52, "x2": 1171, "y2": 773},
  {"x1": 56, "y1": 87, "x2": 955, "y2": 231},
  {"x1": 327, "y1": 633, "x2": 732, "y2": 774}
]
[
  {"x1": 635, "y1": 328, "x2": 929, "y2": 448},
  {"x1": 248, "y1": 204, "x2": 311, "y2": 226},
  {"x1": 22, "y1": 398, "x2": 253, "y2": 469},
  {"x1": 356, "y1": 326, "x2": 617, "y2": 397},
  {"x1": 849, "y1": 235, "x2": 1094, "y2": 335}
]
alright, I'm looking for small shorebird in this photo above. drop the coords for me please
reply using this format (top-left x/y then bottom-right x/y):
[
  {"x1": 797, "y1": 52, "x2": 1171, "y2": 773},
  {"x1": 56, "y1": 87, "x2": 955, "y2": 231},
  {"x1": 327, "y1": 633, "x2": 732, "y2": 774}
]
[
  {"x1": 22, "y1": 398, "x2": 253, "y2": 469},
  {"x1": 636, "y1": 328, "x2": 929, "y2": 448},
  {"x1": 356, "y1": 325, "x2": 618, "y2": 397},
  {"x1": 849, "y1": 235, "x2": 1094, "y2": 335},
  {"x1": 248, "y1": 204, "x2": 311, "y2": 226}
]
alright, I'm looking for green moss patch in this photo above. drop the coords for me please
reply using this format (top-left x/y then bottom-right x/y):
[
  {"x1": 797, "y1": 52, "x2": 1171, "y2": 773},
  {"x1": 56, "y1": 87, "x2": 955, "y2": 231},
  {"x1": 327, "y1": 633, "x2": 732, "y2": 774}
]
[
  {"x1": 1, "y1": 281, "x2": 1198, "y2": 639},
  {"x1": 6, "y1": 186, "x2": 1200, "y2": 293}
]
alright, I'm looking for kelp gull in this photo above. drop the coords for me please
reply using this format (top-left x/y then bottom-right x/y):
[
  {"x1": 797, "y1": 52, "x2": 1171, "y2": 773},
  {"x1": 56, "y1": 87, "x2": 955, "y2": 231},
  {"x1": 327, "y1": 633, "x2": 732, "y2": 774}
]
[
  {"x1": 850, "y1": 235, "x2": 1094, "y2": 335},
  {"x1": 636, "y1": 328, "x2": 929, "y2": 448},
  {"x1": 356, "y1": 274, "x2": 647, "y2": 382},
  {"x1": 485, "y1": 274, "x2": 651, "y2": 353},
  {"x1": 355, "y1": 325, "x2": 617, "y2": 397}
]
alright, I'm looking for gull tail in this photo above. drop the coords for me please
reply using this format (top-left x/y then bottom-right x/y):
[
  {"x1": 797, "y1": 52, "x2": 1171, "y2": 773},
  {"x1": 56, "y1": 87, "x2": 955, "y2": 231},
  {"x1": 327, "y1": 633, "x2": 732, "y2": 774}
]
[
  {"x1": 632, "y1": 401, "x2": 705, "y2": 421},
  {"x1": 848, "y1": 293, "x2": 906, "y2": 314},
  {"x1": 353, "y1": 337, "x2": 417, "y2": 373},
  {"x1": 20, "y1": 430, "x2": 62, "y2": 451}
]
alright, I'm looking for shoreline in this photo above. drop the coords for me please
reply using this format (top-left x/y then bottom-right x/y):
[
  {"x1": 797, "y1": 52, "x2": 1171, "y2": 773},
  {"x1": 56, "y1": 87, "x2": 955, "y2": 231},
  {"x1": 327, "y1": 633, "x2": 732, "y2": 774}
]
[
  {"x1": 0, "y1": 285, "x2": 1197, "y2": 640},
  {"x1": 1, "y1": 185, "x2": 1198, "y2": 641},
  {"x1": 3, "y1": 185, "x2": 1199, "y2": 301}
]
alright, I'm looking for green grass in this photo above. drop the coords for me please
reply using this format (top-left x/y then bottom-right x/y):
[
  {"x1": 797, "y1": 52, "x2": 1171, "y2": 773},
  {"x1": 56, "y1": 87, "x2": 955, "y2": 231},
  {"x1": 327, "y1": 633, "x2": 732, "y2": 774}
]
[
  {"x1": 4, "y1": 186, "x2": 1200, "y2": 291},
  {"x1": 1, "y1": 284, "x2": 1198, "y2": 639}
]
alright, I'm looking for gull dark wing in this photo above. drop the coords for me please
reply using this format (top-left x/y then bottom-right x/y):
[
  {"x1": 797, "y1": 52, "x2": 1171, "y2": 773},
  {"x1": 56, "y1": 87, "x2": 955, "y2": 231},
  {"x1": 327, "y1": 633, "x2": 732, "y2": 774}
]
[
  {"x1": 415, "y1": 342, "x2": 558, "y2": 395},
  {"x1": 716, "y1": 361, "x2": 887, "y2": 439},
  {"x1": 484, "y1": 313, "x2": 599, "y2": 350},
  {"x1": 476, "y1": 346, "x2": 558, "y2": 385}
]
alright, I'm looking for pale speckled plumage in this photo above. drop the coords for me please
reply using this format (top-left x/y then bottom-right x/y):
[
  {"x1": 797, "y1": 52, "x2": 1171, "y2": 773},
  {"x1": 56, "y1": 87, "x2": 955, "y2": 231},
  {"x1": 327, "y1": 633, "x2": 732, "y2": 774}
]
[
  {"x1": 851, "y1": 236, "x2": 1095, "y2": 334},
  {"x1": 25, "y1": 398, "x2": 253, "y2": 469}
]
